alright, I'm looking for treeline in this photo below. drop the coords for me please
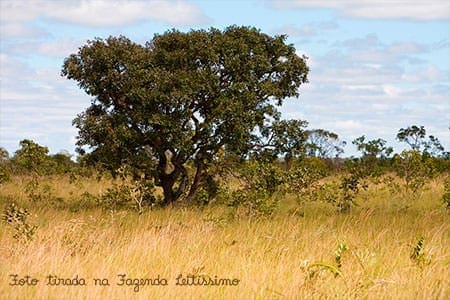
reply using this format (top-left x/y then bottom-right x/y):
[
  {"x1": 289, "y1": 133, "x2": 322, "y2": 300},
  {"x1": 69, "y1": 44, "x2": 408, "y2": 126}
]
[
  {"x1": 0, "y1": 140, "x2": 87, "y2": 181},
  {"x1": 1, "y1": 125, "x2": 449, "y2": 214},
  {"x1": 1, "y1": 125, "x2": 448, "y2": 178}
]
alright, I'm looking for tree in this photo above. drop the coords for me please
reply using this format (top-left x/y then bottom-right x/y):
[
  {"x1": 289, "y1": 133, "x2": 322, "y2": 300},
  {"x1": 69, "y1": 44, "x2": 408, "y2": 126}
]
[
  {"x1": 396, "y1": 125, "x2": 444, "y2": 156},
  {"x1": 49, "y1": 150, "x2": 76, "y2": 174},
  {"x1": 352, "y1": 136, "x2": 393, "y2": 159},
  {"x1": 305, "y1": 129, "x2": 346, "y2": 158},
  {"x1": 352, "y1": 135, "x2": 393, "y2": 177},
  {"x1": 396, "y1": 125, "x2": 426, "y2": 151},
  {"x1": 62, "y1": 26, "x2": 309, "y2": 205},
  {"x1": 13, "y1": 139, "x2": 50, "y2": 174},
  {"x1": 393, "y1": 150, "x2": 434, "y2": 193},
  {"x1": 256, "y1": 119, "x2": 309, "y2": 168}
]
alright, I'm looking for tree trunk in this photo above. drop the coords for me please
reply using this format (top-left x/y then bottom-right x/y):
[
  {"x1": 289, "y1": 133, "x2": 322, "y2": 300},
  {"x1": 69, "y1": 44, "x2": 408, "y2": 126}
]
[
  {"x1": 160, "y1": 175, "x2": 175, "y2": 205},
  {"x1": 158, "y1": 150, "x2": 177, "y2": 206},
  {"x1": 183, "y1": 162, "x2": 205, "y2": 205}
]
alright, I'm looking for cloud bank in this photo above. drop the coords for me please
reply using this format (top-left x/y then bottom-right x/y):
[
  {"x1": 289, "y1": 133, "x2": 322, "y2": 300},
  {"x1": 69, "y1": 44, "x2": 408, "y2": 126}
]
[
  {"x1": 1, "y1": 0, "x2": 211, "y2": 28},
  {"x1": 273, "y1": 0, "x2": 450, "y2": 21}
]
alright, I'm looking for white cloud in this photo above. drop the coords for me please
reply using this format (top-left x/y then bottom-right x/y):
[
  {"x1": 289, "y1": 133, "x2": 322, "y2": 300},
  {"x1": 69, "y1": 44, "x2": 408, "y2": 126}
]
[
  {"x1": 4, "y1": 38, "x2": 84, "y2": 57},
  {"x1": 280, "y1": 31, "x2": 450, "y2": 156},
  {"x1": 45, "y1": 0, "x2": 210, "y2": 27},
  {"x1": 273, "y1": 0, "x2": 450, "y2": 21},
  {"x1": 0, "y1": 0, "x2": 210, "y2": 31},
  {"x1": 0, "y1": 53, "x2": 89, "y2": 154},
  {"x1": 0, "y1": 22, "x2": 48, "y2": 39},
  {"x1": 335, "y1": 120, "x2": 363, "y2": 131},
  {"x1": 388, "y1": 42, "x2": 428, "y2": 54},
  {"x1": 276, "y1": 21, "x2": 339, "y2": 38}
]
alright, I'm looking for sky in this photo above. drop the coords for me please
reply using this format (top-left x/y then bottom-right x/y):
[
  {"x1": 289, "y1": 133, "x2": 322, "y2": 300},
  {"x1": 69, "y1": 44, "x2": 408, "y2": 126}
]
[{"x1": 0, "y1": 0, "x2": 449, "y2": 158}]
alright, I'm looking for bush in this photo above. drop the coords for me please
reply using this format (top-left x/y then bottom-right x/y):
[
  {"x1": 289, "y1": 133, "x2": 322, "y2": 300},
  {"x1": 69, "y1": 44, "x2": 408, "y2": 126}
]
[
  {"x1": 226, "y1": 161, "x2": 285, "y2": 216},
  {"x1": 285, "y1": 161, "x2": 327, "y2": 203},
  {"x1": 99, "y1": 165, "x2": 156, "y2": 214},
  {"x1": 0, "y1": 165, "x2": 11, "y2": 184},
  {"x1": 2, "y1": 203, "x2": 37, "y2": 242},
  {"x1": 393, "y1": 150, "x2": 435, "y2": 193}
]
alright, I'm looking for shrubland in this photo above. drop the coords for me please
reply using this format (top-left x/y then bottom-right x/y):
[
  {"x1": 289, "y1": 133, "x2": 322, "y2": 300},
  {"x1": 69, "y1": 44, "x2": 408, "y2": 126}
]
[{"x1": 1, "y1": 146, "x2": 448, "y2": 299}]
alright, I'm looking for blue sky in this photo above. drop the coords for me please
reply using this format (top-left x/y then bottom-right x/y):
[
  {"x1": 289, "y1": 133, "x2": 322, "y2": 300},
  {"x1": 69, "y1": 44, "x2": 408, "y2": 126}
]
[{"x1": 1, "y1": 0, "x2": 449, "y2": 157}]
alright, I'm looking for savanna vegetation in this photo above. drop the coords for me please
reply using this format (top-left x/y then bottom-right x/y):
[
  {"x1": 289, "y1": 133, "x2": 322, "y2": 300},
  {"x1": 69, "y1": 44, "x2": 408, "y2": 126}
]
[{"x1": 1, "y1": 27, "x2": 449, "y2": 299}]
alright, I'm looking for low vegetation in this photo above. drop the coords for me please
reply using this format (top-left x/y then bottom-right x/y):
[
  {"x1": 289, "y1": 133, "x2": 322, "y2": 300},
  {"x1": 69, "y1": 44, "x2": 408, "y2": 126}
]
[{"x1": 1, "y1": 139, "x2": 448, "y2": 299}]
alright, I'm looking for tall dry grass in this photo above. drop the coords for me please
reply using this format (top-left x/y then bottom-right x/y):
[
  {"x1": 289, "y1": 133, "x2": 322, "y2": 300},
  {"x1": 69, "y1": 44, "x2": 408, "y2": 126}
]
[{"x1": 0, "y1": 175, "x2": 449, "y2": 299}]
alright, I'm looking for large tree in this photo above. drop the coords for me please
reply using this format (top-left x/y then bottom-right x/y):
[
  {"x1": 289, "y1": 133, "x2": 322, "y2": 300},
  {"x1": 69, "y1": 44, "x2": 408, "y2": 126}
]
[{"x1": 62, "y1": 26, "x2": 309, "y2": 205}]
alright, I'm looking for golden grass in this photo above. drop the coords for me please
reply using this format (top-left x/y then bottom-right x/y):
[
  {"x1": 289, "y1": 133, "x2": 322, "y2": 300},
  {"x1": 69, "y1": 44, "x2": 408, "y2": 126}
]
[{"x1": 1, "y1": 175, "x2": 449, "y2": 299}]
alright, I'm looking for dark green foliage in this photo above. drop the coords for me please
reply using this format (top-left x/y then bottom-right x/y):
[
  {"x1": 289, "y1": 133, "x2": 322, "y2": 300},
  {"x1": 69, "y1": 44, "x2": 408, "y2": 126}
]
[
  {"x1": 62, "y1": 27, "x2": 309, "y2": 205},
  {"x1": 191, "y1": 174, "x2": 219, "y2": 206},
  {"x1": 0, "y1": 166, "x2": 11, "y2": 184},
  {"x1": 3, "y1": 140, "x2": 79, "y2": 176},
  {"x1": 13, "y1": 139, "x2": 50, "y2": 174},
  {"x1": 397, "y1": 125, "x2": 426, "y2": 151},
  {"x1": 25, "y1": 178, "x2": 54, "y2": 202},
  {"x1": 351, "y1": 136, "x2": 393, "y2": 180},
  {"x1": 49, "y1": 152, "x2": 76, "y2": 174},
  {"x1": 352, "y1": 136, "x2": 393, "y2": 159}
]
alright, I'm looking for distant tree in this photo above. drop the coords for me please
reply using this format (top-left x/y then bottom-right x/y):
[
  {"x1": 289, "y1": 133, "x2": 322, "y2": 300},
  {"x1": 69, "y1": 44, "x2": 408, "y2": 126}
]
[
  {"x1": 396, "y1": 125, "x2": 444, "y2": 156},
  {"x1": 352, "y1": 136, "x2": 393, "y2": 159},
  {"x1": 423, "y1": 135, "x2": 445, "y2": 157},
  {"x1": 256, "y1": 119, "x2": 308, "y2": 168},
  {"x1": 50, "y1": 150, "x2": 75, "y2": 174},
  {"x1": 13, "y1": 139, "x2": 50, "y2": 174},
  {"x1": 352, "y1": 135, "x2": 393, "y2": 177},
  {"x1": 62, "y1": 27, "x2": 309, "y2": 205},
  {"x1": 396, "y1": 125, "x2": 426, "y2": 151},
  {"x1": 306, "y1": 129, "x2": 346, "y2": 158}
]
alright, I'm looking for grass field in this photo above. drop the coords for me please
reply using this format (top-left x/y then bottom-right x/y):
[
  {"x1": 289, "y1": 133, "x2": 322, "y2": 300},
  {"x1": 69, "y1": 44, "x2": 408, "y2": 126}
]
[{"x1": 1, "y1": 175, "x2": 449, "y2": 299}]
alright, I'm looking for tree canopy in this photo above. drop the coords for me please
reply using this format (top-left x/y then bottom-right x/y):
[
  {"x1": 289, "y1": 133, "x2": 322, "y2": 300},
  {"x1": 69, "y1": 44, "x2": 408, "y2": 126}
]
[
  {"x1": 61, "y1": 26, "x2": 309, "y2": 205},
  {"x1": 397, "y1": 125, "x2": 445, "y2": 157}
]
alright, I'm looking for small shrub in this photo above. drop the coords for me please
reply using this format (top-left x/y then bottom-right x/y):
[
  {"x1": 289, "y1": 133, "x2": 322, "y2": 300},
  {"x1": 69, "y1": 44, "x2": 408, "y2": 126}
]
[
  {"x1": 0, "y1": 166, "x2": 11, "y2": 184},
  {"x1": 410, "y1": 237, "x2": 431, "y2": 268},
  {"x1": 2, "y1": 203, "x2": 37, "y2": 242},
  {"x1": 99, "y1": 165, "x2": 156, "y2": 214},
  {"x1": 227, "y1": 161, "x2": 285, "y2": 216},
  {"x1": 393, "y1": 150, "x2": 434, "y2": 194},
  {"x1": 25, "y1": 177, "x2": 55, "y2": 202},
  {"x1": 337, "y1": 173, "x2": 366, "y2": 213},
  {"x1": 286, "y1": 165, "x2": 325, "y2": 202},
  {"x1": 192, "y1": 175, "x2": 220, "y2": 206},
  {"x1": 301, "y1": 242, "x2": 347, "y2": 284}
]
